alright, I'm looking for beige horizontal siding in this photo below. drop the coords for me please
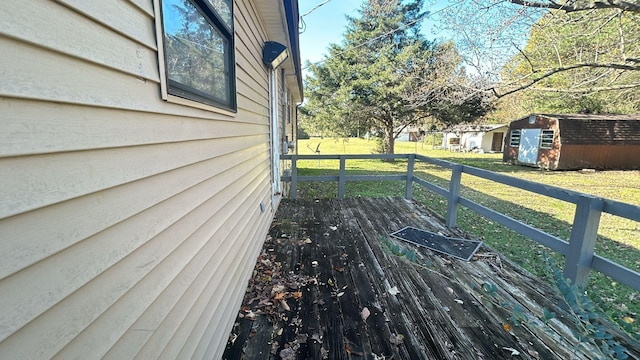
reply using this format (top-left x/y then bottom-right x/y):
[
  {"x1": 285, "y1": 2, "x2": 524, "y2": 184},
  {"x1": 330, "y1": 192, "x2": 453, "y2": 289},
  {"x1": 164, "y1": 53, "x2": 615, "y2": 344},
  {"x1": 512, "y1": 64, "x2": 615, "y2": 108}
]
[
  {"x1": 52, "y1": 169, "x2": 271, "y2": 359},
  {"x1": 150, "y1": 181, "x2": 271, "y2": 359},
  {"x1": 0, "y1": 0, "x2": 285, "y2": 358},
  {"x1": 1, "y1": 0, "x2": 158, "y2": 82},
  {"x1": 0, "y1": 99, "x2": 268, "y2": 158},
  {"x1": 0, "y1": 134, "x2": 266, "y2": 219},
  {"x1": 0, "y1": 35, "x2": 158, "y2": 108},
  {"x1": 0, "y1": 144, "x2": 267, "y2": 282},
  {"x1": 0, "y1": 148, "x2": 268, "y2": 342},
  {"x1": 100, "y1": 183, "x2": 270, "y2": 359},
  {"x1": 55, "y1": 0, "x2": 157, "y2": 48}
]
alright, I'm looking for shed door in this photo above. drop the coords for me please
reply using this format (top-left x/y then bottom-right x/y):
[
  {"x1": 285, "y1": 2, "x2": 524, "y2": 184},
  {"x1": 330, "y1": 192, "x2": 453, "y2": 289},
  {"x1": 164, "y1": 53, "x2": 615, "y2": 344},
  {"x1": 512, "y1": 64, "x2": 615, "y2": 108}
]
[
  {"x1": 491, "y1": 132, "x2": 503, "y2": 152},
  {"x1": 518, "y1": 129, "x2": 541, "y2": 164}
]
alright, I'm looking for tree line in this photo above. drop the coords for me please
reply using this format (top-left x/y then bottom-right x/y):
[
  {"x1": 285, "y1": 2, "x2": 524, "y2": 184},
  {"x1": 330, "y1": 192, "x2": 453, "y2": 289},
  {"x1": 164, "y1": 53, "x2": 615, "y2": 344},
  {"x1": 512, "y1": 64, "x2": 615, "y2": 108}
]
[{"x1": 300, "y1": 0, "x2": 640, "y2": 153}]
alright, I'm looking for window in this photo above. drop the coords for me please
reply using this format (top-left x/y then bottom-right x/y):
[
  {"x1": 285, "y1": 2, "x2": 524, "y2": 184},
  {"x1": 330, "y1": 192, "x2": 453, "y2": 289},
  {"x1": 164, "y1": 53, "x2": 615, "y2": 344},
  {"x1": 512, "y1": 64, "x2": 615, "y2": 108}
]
[
  {"x1": 160, "y1": 0, "x2": 236, "y2": 111},
  {"x1": 540, "y1": 130, "x2": 554, "y2": 149},
  {"x1": 509, "y1": 130, "x2": 521, "y2": 147}
]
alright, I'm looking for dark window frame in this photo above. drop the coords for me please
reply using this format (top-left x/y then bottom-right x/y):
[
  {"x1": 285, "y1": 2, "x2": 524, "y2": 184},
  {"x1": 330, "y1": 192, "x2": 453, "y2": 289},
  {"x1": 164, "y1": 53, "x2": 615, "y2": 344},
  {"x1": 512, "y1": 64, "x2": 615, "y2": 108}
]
[{"x1": 159, "y1": 0, "x2": 237, "y2": 112}]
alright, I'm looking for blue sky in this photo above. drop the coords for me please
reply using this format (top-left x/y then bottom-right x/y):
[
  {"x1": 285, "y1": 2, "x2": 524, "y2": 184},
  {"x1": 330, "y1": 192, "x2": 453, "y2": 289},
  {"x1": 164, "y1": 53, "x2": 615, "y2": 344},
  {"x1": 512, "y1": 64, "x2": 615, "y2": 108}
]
[{"x1": 298, "y1": 0, "x2": 449, "y2": 68}]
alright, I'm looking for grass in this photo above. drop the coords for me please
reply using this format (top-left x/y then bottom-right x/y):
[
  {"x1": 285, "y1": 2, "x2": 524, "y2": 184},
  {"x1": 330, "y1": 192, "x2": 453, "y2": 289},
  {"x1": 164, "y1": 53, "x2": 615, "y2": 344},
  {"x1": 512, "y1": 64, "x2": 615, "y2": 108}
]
[{"x1": 293, "y1": 137, "x2": 640, "y2": 338}]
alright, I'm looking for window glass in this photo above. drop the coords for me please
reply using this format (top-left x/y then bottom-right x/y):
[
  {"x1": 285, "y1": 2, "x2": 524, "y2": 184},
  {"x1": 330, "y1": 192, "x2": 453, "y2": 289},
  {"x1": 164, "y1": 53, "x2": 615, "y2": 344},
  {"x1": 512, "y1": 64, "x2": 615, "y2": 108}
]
[
  {"x1": 161, "y1": 0, "x2": 235, "y2": 110},
  {"x1": 205, "y1": 0, "x2": 232, "y2": 30}
]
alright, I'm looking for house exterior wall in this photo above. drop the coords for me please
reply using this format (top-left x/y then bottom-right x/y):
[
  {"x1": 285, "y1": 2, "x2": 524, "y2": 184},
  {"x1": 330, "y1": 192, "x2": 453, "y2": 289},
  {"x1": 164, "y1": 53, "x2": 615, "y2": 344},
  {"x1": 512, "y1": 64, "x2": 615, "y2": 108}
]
[
  {"x1": 460, "y1": 132, "x2": 481, "y2": 151},
  {"x1": 443, "y1": 127, "x2": 506, "y2": 152},
  {"x1": 442, "y1": 133, "x2": 460, "y2": 150},
  {"x1": 0, "y1": 0, "x2": 299, "y2": 359},
  {"x1": 480, "y1": 128, "x2": 506, "y2": 153}
]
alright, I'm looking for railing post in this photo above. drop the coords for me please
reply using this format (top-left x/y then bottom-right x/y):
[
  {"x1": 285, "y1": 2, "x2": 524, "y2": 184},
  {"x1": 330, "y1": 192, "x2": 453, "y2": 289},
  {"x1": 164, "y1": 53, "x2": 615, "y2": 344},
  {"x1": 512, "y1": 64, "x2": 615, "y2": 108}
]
[
  {"x1": 564, "y1": 195, "x2": 604, "y2": 288},
  {"x1": 446, "y1": 165, "x2": 462, "y2": 229},
  {"x1": 291, "y1": 155, "x2": 298, "y2": 200},
  {"x1": 405, "y1": 154, "x2": 415, "y2": 200},
  {"x1": 338, "y1": 156, "x2": 346, "y2": 199}
]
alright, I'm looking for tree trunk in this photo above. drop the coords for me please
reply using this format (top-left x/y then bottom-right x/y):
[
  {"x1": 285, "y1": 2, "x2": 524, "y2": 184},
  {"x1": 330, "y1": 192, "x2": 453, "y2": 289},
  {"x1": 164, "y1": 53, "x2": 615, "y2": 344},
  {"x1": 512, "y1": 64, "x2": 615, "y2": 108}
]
[{"x1": 384, "y1": 123, "x2": 395, "y2": 156}]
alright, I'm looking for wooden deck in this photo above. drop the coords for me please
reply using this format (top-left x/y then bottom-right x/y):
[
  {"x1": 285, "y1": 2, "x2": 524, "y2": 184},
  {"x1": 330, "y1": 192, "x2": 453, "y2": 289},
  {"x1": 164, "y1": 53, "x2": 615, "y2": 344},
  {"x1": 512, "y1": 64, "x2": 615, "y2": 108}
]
[{"x1": 223, "y1": 198, "x2": 639, "y2": 360}]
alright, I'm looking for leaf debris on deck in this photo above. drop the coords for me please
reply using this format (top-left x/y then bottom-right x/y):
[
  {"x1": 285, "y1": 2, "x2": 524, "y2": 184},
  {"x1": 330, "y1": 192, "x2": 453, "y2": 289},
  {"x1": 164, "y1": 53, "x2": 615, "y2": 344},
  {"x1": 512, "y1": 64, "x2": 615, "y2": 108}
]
[{"x1": 224, "y1": 197, "x2": 639, "y2": 360}]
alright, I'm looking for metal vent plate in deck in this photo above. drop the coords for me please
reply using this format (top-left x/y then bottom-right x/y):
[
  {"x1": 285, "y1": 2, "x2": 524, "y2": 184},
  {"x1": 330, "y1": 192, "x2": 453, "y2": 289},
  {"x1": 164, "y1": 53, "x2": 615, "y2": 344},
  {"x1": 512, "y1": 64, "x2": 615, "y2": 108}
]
[{"x1": 389, "y1": 226, "x2": 483, "y2": 261}]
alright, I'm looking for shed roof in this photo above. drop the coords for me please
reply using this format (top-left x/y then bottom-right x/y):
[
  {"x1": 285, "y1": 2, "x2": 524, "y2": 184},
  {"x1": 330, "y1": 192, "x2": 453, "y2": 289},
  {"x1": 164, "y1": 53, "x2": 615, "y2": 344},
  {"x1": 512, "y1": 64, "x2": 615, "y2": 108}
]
[{"x1": 444, "y1": 124, "x2": 507, "y2": 133}]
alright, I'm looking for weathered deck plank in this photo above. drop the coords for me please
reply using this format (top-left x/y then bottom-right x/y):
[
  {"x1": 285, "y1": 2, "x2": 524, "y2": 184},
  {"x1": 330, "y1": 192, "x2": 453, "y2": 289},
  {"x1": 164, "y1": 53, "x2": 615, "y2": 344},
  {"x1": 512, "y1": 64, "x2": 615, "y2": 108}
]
[{"x1": 224, "y1": 198, "x2": 639, "y2": 359}]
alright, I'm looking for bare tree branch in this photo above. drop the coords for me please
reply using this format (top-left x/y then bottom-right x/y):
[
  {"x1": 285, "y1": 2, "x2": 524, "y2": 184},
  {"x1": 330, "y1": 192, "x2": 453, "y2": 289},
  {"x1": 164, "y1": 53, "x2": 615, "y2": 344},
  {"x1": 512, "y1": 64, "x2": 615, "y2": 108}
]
[
  {"x1": 491, "y1": 62, "x2": 640, "y2": 97},
  {"x1": 531, "y1": 83, "x2": 640, "y2": 92},
  {"x1": 507, "y1": 0, "x2": 640, "y2": 13}
]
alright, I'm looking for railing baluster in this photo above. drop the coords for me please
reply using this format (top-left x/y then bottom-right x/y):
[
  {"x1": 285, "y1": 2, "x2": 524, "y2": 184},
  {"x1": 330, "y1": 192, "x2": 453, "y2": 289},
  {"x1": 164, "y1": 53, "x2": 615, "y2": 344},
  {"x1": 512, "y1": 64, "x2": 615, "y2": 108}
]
[
  {"x1": 291, "y1": 155, "x2": 298, "y2": 200},
  {"x1": 446, "y1": 165, "x2": 462, "y2": 229},
  {"x1": 338, "y1": 156, "x2": 346, "y2": 199},
  {"x1": 564, "y1": 195, "x2": 604, "y2": 288},
  {"x1": 405, "y1": 154, "x2": 414, "y2": 200}
]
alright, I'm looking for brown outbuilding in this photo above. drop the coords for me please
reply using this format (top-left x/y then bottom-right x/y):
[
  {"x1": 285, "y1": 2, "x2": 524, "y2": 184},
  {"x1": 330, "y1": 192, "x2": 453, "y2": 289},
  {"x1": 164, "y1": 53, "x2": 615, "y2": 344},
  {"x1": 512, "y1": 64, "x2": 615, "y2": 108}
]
[{"x1": 503, "y1": 114, "x2": 640, "y2": 170}]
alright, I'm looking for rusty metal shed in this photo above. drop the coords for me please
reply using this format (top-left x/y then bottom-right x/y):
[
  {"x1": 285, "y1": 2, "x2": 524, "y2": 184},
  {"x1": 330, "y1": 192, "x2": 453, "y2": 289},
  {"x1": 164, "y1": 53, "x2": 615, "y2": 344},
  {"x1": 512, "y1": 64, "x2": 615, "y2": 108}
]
[{"x1": 503, "y1": 114, "x2": 640, "y2": 170}]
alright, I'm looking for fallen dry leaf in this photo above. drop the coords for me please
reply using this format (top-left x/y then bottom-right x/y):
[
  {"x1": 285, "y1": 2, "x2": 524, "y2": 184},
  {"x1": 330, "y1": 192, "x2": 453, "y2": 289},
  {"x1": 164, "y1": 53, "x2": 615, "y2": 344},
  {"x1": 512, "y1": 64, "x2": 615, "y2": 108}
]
[
  {"x1": 527, "y1": 349, "x2": 540, "y2": 359},
  {"x1": 279, "y1": 348, "x2": 296, "y2": 360},
  {"x1": 320, "y1": 346, "x2": 328, "y2": 359},
  {"x1": 622, "y1": 316, "x2": 635, "y2": 324},
  {"x1": 502, "y1": 347, "x2": 520, "y2": 356},
  {"x1": 389, "y1": 333, "x2": 404, "y2": 345},
  {"x1": 503, "y1": 323, "x2": 512, "y2": 332},
  {"x1": 292, "y1": 291, "x2": 303, "y2": 299},
  {"x1": 271, "y1": 284, "x2": 285, "y2": 294},
  {"x1": 361, "y1": 307, "x2": 371, "y2": 321},
  {"x1": 446, "y1": 287, "x2": 454, "y2": 296},
  {"x1": 274, "y1": 292, "x2": 286, "y2": 300}
]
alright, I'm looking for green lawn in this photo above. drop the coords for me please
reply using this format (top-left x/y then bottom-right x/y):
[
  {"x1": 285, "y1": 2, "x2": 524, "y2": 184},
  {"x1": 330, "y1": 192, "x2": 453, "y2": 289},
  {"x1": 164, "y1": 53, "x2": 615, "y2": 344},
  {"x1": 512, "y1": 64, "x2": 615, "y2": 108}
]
[{"x1": 293, "y1": 137, "x2": 640, "y2": 338}]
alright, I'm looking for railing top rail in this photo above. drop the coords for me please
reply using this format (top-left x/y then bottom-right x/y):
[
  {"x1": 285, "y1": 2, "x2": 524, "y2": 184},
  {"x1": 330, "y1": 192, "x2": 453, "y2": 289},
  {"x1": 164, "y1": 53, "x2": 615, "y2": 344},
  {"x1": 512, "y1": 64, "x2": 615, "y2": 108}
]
[
  {"x1": 461, "y1": 164, "x2": 585, "y2": 204},
  {"x1": 459, "y1": 165, "x2": 640, "y2": 217},
  {"x1": 604, "y1": 199, "x2": 640, "y2": 222},
  {"x1": 282, "y1": 154, "x2": 411, "y2": 160},
  {"x1": 414, "y1": 154, "x2": 456, "y2": 169}
]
